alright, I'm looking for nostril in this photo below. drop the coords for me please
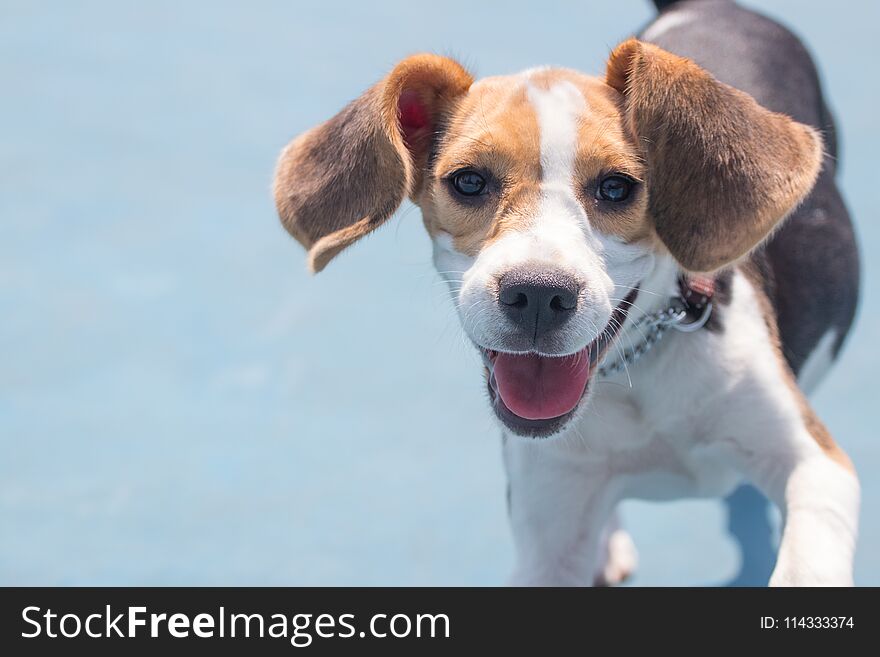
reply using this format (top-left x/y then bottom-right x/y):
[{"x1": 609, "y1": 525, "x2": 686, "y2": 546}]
[
  {"x1": 549, "y1": 293, "x2": 576, "y2": 313},
  {"x1": 499, "y1": 285, "x2": 530, "y2": 308}
]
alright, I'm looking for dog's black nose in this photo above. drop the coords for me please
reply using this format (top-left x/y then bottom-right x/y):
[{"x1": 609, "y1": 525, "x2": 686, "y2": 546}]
[{"x1": 498, "y1": 267, "x2": 579, "y2": 339}]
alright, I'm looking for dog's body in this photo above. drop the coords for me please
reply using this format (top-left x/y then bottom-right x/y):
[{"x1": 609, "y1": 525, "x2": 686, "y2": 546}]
[{"x1": 275, "y1": 0, "x2": 860, "y2": 585}]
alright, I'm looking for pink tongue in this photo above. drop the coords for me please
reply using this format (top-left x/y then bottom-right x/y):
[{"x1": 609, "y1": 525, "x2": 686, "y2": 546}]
[{"x1": 493, "y1": 348, "x2": 591, "y2": 421}]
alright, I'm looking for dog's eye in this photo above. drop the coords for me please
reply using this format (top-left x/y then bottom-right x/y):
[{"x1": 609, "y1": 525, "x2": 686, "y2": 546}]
[
  {"x1": 597, "y1": 175, "x2": 634, "y2": 202},
  {"x1": 451, "y1": 170, "x2": 487, "y2": 197}
]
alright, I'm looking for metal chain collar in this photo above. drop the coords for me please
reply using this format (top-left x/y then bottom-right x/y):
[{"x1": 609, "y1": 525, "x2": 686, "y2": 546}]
[{"x1": 597, "y1": 297, "x2": 713, "y2": 377}]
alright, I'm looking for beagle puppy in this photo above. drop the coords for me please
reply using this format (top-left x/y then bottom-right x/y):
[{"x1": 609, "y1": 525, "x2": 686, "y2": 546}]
[{"x1": 274, "y1": 0, "x2": 860, "y2": 585}]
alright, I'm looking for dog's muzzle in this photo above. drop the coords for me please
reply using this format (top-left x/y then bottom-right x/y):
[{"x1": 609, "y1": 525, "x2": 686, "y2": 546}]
[{"x1": 481, "y1": 288, "x2": 639, "y2": 438}]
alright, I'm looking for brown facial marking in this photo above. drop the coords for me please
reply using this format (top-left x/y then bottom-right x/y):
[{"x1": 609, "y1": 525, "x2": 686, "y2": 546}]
[
  {"x1": 419, "y1": 76, "x2": 542, "y2": 257},
  {"x1": 568, "y1": 76, "x2": 650, "y2": 242}
]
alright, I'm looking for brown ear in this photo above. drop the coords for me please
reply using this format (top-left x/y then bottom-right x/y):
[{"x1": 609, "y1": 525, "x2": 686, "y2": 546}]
[
  {"x1": 606, "y1": 39, "x2": 823, "y2": 272},
  {"x1": 274, "y1": 54, "x2": 473, "y2": 272}
]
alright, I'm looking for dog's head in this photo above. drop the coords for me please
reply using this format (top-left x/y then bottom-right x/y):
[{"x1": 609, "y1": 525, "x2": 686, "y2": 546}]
[{"x1": 274, "y1": 40, "x2": 822, "y2": 438}]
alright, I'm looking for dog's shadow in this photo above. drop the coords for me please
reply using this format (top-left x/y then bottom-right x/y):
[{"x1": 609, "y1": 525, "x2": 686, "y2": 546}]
[{"x1": 722, "y1": 484, "x2": 777, "y2": 586}]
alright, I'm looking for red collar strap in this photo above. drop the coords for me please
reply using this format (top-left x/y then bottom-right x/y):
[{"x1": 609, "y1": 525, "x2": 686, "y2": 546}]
[{"x1": 677, "y1": 274, "x2": 715, "y2": 326}]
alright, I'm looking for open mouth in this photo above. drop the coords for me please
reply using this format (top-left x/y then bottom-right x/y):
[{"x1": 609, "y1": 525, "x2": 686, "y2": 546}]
[{"x1": 481, "y1": 288, "x2": 638, "y2": 437}]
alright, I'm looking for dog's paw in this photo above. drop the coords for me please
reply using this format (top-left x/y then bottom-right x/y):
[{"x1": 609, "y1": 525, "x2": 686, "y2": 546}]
[
  {"x1": 594, "y1": 528, "x2": 638, "y2": 586},
  {"x1": 769, "y1": 562, "x2": 853, "y2": 587}
]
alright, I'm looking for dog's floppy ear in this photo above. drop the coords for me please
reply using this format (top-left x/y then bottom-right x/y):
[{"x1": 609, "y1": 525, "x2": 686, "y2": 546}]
[
  {"x1": 274, "y1": 54, "x2": 473, "y2": 273},
  {"x1": 606, "y1": 39, "x2": 823, "y2": 272}
]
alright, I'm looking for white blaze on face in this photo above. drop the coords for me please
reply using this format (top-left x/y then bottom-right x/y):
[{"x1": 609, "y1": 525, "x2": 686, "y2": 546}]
[
  {"x1": 529, "y1": 80, "x2": 584, "y2": 192},
  {"x1": 526, "y1": 78, "x2": 655, "y2": 328},
  {"x1": 523, "y1": 79, "x2": 613, "y2": 309}
]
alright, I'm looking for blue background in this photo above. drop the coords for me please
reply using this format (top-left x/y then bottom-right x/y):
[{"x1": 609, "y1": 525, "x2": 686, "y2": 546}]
[{"x1": 2, "y1": 0, "x2": 878, "y2": 585}]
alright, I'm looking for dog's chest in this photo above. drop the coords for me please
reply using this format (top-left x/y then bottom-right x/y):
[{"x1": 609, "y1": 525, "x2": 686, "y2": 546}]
[
  {"x1": 576, "y1": 383, "x2": 744, "y2": 500},
  {"x1": 567, "y1": 272, "x2": 772, "y2": 500}
]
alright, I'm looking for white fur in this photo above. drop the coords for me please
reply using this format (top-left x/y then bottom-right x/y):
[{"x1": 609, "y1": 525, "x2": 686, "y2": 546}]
[
  {"x1": 528, "y1": 79, "x2": 584, "y2": 187},
  {"x1": 641, "y1": 10, "x2": 696, "y2": 41},
  {"x1": 600, "y1": 524, "x2": 639, "y2": 585},
  {"x1": 432, "y1": 231, "x2": 474, "y2": 285},
  {"x1": 798, "y1": 328, "x2": 837, "y2": 395},
  {"x1": 768, "y1": 456, "x2": 858, "y2": 585}
]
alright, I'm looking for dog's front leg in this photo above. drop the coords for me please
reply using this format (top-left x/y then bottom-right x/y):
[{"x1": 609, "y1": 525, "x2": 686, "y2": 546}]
[
  {"x1": 739, "y1": 417, "x2": 859, "y2": 586},
  {"x1": 503, "y1": 436, "x2": 618, "y2": 586},
  {"x1": 760, "y1": 452, "x2": 858, "y2": 586}
]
